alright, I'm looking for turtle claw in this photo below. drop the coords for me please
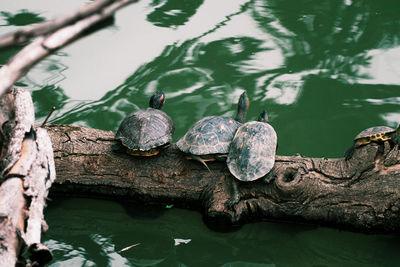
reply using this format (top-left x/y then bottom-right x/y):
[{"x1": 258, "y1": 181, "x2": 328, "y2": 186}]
[{"x1": 192, "y1": 155, "x2": 213, "y2": 174}]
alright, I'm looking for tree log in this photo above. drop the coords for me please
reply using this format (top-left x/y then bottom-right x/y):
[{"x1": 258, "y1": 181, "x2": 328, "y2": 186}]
[
  {"x1": 0, "y1": 89, "x2": 55, "y2": 266},
  {"x1": 46, "y1": 124, "x2": 400, "y2": 233}
]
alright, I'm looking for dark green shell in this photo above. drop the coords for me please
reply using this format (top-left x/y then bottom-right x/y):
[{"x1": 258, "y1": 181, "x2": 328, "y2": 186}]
[
  {"x1": 115, "y1": 108, "x2": 174, "y2": 151},
  {"x1": 354, "y1": 126, "x2": 395, "y2": 140},
  {"x1": 176, "y1": 116, "x2": 241, "y2": 155},
  {"x1": 227, "y1": 121, "x2": 277, "y2": 182}
]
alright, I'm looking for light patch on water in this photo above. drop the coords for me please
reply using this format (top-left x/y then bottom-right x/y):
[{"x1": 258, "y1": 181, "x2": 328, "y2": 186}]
[
  {"x1": 145, "y1": 67, "x2": 213, "y2": 98},
  {"x1": 240, "y1": 47, "x2": 284, "y2": 74},
  {"x1": 356, "y1": 47, "x2": 400, "y2": 85},
  {"x1": 44, "y1": 239, "x2": 96, "y2": 267},
  {"x1": 366, "y1": 97, "x2": 400, "y2": 105},
  {"x1": 164, "y1": 9, "x2": 184, "y2": 16},
  {"x1": 199, "y1": 4, "x2": 280, "y2": 51},
  {"x1": 344, "y1": 97, "x2": 400, "y2": 108},
  {"x1": 174, "y1": 238, "x2": 191, "y2": 246},
  {"x1": 381, "y1": 113, "x2": 400, "y2": 127},
  {"x1": 91, "y1": 233, "x2": 131, "y2": 266},
  {"x1": 260, "y1": 70, "x2": 323, "y2": 105},
  {"x1": 39, "y1": 0, "x2": 250, "y2": 100}
]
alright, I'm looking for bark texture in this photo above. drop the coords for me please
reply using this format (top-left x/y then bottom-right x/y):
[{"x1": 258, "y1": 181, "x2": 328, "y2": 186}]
[
  {"x1": 0, "y1": 89, "x2": 55, "y2": 266},
  {"x1": 46, "y1": 124, "x2": 400, "y2": 233}
]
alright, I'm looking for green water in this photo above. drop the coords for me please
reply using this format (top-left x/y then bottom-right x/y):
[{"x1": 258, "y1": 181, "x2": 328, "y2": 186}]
[{"x1": 2, "y1": 0, "x2": 400, "y2": 266}]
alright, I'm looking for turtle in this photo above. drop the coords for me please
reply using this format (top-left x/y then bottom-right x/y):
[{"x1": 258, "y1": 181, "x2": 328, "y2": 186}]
[
  {"x1": 176, "y1": 91, "x2": 250, "y2": 171},
  {"x1": 344, "y1": 125, "x2": 400, "y2": 160},
  {"x1": 227, "y1": 110, "x2": 277, "y2": 182},
  {"x1": 112, "y1": 91, "x2": 174, "y2": 156},
  {"x1": 226, "y1": 110, "x2": 277, "y2": 207}
]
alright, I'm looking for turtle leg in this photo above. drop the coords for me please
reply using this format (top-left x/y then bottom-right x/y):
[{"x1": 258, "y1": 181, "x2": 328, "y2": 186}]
[
  {"x1": 191, "y1": 155, "x2": 213, "y2": 174},
  {"x1": 112, "y1": 142, "x2": 125, "y2": 153},
  {"x1": 226, "y1": 178, "x2": 240, "y2": 209},
  {"x1": 263, "y1": 171, "x2": 275, "y2": 183},
  {"x1": 214, "y1": 154, "x2": 227, "y2": 162}
]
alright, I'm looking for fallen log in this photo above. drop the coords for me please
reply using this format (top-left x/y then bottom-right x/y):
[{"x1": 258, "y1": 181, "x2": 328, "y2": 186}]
[
  {"x1": 0, "y1": 89, "x2": 55, "y2": 266},
  {"x1": 46, "y1": 123, "x2": 400, "y2": 233}
]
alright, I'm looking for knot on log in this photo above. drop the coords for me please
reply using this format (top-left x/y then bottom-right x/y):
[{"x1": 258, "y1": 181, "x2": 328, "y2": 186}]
[{"x1": 274, "y1": 164, "x2": 306, "y2": 199}]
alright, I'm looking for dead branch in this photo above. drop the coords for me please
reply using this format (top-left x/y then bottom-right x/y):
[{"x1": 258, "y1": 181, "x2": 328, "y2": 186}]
[
  {"x1": 0, "y1": 89, "x2": 55, "y2": 266},
  {"x1": 0, "y1": 0, "x2": 138, "y2": 97},
  {"x1": 0, "y1": 0, "x2": 114, "y2": 49}
]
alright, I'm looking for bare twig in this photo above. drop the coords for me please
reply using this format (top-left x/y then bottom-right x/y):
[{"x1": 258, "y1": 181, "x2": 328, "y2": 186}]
[
  {"x1": 0, "y1": 0, "x2": 114, "y2": 49},
  {"x1": 41, "y1": 106, "x2": 56, "y2": 127},
  {"x1": 0, "y1": 0, "x2": 138, "y2": 97},
  {"x1": 118, "y1": 243, "x2": 140, "y2": 253}
]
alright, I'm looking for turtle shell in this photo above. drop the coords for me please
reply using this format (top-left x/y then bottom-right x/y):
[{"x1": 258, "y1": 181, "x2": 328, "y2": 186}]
[
  {"x1": 115, "y1": 108, "x2": 174, "y2": 151},
  {"x1": 176, "y1": 116, "x2": 241, "y2": 156},
  {"x1": 355, "y1": 126, "x2": 395, "y2": 140},
  {"x1": 227, "y1": 121, "x2": 277, "y2": 182}
]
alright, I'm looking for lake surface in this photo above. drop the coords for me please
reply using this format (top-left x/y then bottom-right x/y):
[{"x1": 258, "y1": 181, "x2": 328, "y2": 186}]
[{"x1": 1, "y1": 0, "x2": 400, "y2": 266}]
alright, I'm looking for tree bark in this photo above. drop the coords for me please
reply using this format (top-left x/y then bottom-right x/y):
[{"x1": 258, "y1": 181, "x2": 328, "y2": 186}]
[
  {"x1": 0, "y1": 89, "x2": 55, "y2": 266},
  {"x1": 46, "y1": 123, "x2": 400, "y2": 233}
]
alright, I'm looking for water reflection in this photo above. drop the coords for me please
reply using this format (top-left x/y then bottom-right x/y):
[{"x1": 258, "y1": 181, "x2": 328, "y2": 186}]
[
  {"x1": 44, "y1": 197, "x2": 400, "y2": 266},
  {"x1": 250, "y1": 0, "x2": 400, "y2": 82},
  {"x1": 147, "y1": 0, "x2": 204, "y2": 28},
  {"x1": 49, "y1": 32, "x2": 273, "y2": 135},
  {"x1": 24, "y1": 0, "x2": 400, "y2": 157},
  {"x1": 31, "y1": 85, "x2": 68, "y2": 118},
  {"x1": 0, "y1": 9, "x2": 45, "y2": 26}
]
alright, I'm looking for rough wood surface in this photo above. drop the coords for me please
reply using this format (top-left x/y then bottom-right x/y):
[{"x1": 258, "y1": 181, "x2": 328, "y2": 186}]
[
  {"x1": 0, "y1": 89, "x2": 55, "y2": 266},
  {"x1": 46, "y1": 124, "x2": 400, "y2": 233}
]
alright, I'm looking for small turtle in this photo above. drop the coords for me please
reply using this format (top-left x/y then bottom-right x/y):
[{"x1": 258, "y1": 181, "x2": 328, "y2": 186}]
[
  {"x1": 176, "y1": 91, "x2": 250, "y2": 171},
  {"x1": 113, "y1": 91, "x2": 174, "y2": 156},
  {"x1": 226, "y1": 110, "x2": 277, "y2": 207},
  {"x1": 344, "y1": 125, "x2": 400, "y2": 160},
  {"x1": 227, "y1": 110, "x2": 277, "y2": 182}
]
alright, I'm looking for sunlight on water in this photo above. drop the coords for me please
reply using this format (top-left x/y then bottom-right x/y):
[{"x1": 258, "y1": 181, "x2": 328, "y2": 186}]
[
  {"x1": 357, "y1": 47, "x2": 400, "y2": 85},
  {"x1": 381, "y1": 113, "x2": 400, "y2": 127}
]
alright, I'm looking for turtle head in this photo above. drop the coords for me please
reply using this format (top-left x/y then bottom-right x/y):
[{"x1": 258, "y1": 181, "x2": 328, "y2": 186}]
[
  {"x1": 258, "y1": 110, "x2": 269, "y2": 123},
  {"x1": 149, "y1": 90, "x2": 165, "y2": 109},
  {"x1": 235, "y1": 91, "x2": 250, "y2": 123}
]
